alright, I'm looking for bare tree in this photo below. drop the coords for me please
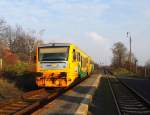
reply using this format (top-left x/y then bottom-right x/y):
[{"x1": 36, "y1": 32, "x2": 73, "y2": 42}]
[
  {"x1": 0, "y1": 18, "x2": 8, "y2": 58},
  {"x1": 111, "y1": 42, "x2": 127, "y2": 67},
  {"x1": 145, "y1": 59, "x2": 150, "y2": 77},
  {"x1": 0, "y1": 18, "x2": 44, "y2": 62},
  {"x1": 11, "y1": 26, "x2": 44, "y2": 62},
  {"x1": 0, "y1": 19, "x2": 8, "y2": 38},
  {"x1": 145, "y1": 59, "x2": 150, "y2": 69}
]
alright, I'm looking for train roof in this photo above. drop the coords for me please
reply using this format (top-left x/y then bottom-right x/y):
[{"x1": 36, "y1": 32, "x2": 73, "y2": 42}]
[{"x1": 38, "y1": 43, "x2": 71, "y2": 47}]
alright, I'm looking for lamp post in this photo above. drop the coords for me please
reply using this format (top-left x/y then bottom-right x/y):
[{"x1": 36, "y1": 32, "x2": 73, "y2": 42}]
[{"x1": 127, "y1": 32, "x2": 132, "y2": 71}]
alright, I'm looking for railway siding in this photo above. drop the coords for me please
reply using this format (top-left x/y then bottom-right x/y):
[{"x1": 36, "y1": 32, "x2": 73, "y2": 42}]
[
  {"x1": 119, "y1": 77, "x2": 150, "y2": 104},
  {"x1": 107, "y1": 74, "x2": 150, "y2": 115},
  {"x1": 32, "y1": 74, "x2": 101, "y2": 115}
]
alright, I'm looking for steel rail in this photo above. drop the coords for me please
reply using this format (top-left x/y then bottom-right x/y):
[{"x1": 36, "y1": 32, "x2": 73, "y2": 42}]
[
  {"x1": 103, "y1": 68, "x2": 122, "y2": 115},
  {"x1": 107, "y1": 75, "x2": 122, "y2": 115},
  {"x1": 118, "y1": 78, "x2": 150, "y2": 108},
  {"x1": 105, "y1": 68, "x2": 150, "y2": 115},
  {"x1": 15, "y1": 76, "x2": 88, "y2": 114}
]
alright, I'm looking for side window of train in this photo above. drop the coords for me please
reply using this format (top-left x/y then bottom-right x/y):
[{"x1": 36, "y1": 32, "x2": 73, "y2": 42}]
[
  {"x1": 73, "y1": 49, "x2": 76, "y2": 61},
  {"x1": 77, "y1": 52, "x2": 80, "y2": 61},
  {"x1": 76, "y1": 52, "x2": 78, "y2": 61},
  {"x1": 78, "y1": 53, "x2": 80, "y2": 61},
  {"x1": 85, "y1": 58, "x2": 88, "y2": 65},
  {"x1": 81, "y1": 56, "x2": 82, "y2": 66},
  {"x1": 82, "y1": 57, "x2": 85, "y2": 67}
]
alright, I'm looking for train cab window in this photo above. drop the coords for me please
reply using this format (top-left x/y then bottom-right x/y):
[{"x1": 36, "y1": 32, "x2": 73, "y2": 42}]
[{"x1": 73, "y1": 49, "x2": 76, "y2": 61}]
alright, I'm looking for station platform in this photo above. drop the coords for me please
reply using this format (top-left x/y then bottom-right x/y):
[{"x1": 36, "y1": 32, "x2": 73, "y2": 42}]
[{"x1": 32, "y1": 73, "x2": 101, "y2": 115}]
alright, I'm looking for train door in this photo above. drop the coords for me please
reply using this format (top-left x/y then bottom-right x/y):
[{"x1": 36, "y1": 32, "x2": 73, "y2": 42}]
[
  {"x1": 68, "y1": 49, "x2": 78, "y2": 84},
  {"x1": 72, "y1": 49, "x2": 78, "y2": 77}
]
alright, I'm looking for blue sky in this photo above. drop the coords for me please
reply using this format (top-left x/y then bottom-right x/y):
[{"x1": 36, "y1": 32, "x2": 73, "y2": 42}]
[{"x1": 0, "y1": 0, "x2": 150, "y2": 65}]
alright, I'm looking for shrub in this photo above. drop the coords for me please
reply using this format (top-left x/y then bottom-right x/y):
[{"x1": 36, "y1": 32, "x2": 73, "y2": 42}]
[
  {"x1": 113, "y1": 68, "x2": 136, "y2": 77},
  {"x1": 2, "y1": 63, "x2": 37, "y2": 91},
  {"x1": 3, "y1": 61, "x2": 35, "y2": 75},
  {"x1": 3, "y1": 49, "x2": 19, "y2": 65},
  {"x1": 0, "y1": 78, "x2": 22, "y2": 100}
]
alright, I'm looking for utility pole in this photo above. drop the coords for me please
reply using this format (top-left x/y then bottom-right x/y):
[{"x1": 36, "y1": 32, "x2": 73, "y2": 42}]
[
  {"x1": 135, "y1": 59, "x2": 138, "y2": 73},
  {"x1": 127, "y1": 32, "x2": 132, "y2": 71}
]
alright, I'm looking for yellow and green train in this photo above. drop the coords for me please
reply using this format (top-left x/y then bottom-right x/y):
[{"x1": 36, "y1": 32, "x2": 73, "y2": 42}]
[{"x1": 36, "y1": 43, "x2": 94, "y2": 87}]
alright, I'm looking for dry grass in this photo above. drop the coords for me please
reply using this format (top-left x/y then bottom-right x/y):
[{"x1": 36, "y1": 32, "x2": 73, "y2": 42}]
[
  {"x1": 112, "y1": 67, "x2": 137, "y2": 77},
  {"x1": 0, "y1": 78, "x2": 22, "y2": 101}
]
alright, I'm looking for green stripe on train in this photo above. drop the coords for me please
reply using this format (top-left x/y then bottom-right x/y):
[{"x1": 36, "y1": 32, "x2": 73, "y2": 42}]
[{"x1": 78, "y1": 64, "x2": 88, "y2": 78}]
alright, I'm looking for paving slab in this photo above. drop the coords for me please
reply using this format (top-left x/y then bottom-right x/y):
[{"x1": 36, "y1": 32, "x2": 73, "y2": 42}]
[{"x1": 32, "y1": 74, "x2": 101, "y2": 115}]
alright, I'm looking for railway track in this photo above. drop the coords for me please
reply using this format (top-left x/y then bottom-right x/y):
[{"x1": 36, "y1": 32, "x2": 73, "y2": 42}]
[
  {"x1": 104, "y1": 68, "x2": 150, "y2": 115},
  {"x1": 0, "y1": 76, "x2": 88, "y2": 114}
]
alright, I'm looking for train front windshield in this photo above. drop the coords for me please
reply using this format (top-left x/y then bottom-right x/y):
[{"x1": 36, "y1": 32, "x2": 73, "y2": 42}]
[{"x1": 39, "y1": 47, "x2": 69, "y2": 61}]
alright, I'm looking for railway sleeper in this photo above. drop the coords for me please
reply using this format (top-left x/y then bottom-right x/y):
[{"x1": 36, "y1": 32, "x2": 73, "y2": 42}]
[
  {"x1": 119, "y1": 103, "x2": 145, "y2": 107},
  {"x1": 122, "y1": 110, "x2": 150, "y2": 115},
  {"x1": 121, "y1": 106, "x2": 150, "y2": 110},
  {"x1": 119, "y1": 100, "x2": 141, "y2": 103}
]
